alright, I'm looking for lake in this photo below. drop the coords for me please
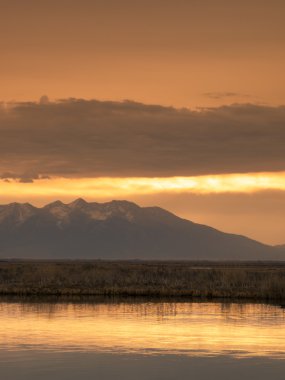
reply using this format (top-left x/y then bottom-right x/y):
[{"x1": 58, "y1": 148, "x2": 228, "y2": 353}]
[{"x1": 0, "y1": 298, "x2": 285, "y2": 379}]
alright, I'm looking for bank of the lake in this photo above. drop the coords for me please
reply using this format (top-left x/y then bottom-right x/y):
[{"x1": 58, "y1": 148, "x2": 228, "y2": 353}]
[{"x1": 0, "y1": 260, "x2": 284, "y2": 300}]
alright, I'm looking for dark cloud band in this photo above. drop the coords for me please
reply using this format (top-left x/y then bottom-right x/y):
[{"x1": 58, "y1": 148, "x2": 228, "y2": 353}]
[{"x1": 1, "y1": 99, "x2": 285, "y2": 179}]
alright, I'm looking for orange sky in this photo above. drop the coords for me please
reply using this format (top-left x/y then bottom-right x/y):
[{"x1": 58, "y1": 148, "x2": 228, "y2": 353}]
[
  {"x1": 1, "y1": 0, "x2": 285, "y2": 107},
  {"x1": 1, "y1": 1, "x2": 285, "y2": 244}
]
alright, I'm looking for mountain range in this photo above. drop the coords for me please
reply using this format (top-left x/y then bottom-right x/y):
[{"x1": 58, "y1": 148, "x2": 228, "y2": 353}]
[{"x1": 0, "y1": 199, "x2": 284, "y2": 260}]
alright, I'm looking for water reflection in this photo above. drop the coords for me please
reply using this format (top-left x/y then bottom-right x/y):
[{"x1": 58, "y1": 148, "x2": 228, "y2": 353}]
[{"x1": 0, "y1": 299, "x2": 284, "y2": 358}]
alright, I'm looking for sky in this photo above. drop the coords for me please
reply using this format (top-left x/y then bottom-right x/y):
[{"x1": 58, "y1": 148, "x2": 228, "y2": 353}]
[{"x1": 1, "y1": 0, "x2": 285, "y2": 244}]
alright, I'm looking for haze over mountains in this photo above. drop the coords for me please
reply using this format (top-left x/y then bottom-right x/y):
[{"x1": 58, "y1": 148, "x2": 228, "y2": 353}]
[{"x1": 0, "y1": 199, "x2": 284, "y2": 261}]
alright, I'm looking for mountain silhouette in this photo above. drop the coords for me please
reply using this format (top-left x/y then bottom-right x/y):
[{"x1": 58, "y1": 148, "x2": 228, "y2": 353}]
[{"x1": 0, "y1": 199, "x2": 283, "y2": 260}]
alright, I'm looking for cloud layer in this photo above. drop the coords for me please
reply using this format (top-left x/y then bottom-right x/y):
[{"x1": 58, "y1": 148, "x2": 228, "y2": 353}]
[{"x1": 1, "y1": 99, "x2": 285, "y2": 180}]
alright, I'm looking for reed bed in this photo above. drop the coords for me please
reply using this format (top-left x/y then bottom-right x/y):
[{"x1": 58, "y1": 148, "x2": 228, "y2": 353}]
[{"x1": 0, "y1": 260, "x2": 285, "y2": 300}]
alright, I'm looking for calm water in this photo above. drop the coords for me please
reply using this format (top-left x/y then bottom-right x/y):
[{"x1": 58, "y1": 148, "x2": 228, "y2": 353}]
[{"x1": 0, "y1": 299, "x2": 285, "y2": 379}]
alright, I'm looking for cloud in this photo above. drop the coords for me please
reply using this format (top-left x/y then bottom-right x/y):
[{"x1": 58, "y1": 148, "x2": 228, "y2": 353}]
[
  {"x1": 0, "y1": 99, "x2": 285, "y2": 178},
  {"x1": 0, "y1": 171, "x2": 49, "y2": 183},
  {"x1": 39, "y1": 95, "x2": 50, "y2": 105},
  {"x1": 202, "y1": 92, "x2": 250, "y2": 99}
]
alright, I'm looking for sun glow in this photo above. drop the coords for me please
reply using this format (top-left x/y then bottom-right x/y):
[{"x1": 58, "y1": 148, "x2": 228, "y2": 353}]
[{"x1": 1, "y1": 172, "x2": 285, "y2": 202}]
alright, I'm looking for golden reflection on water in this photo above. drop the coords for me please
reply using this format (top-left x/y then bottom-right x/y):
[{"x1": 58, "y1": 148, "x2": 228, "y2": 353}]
[{"x1": 0, "y1": 301, "x2": 284, "y2": 358}]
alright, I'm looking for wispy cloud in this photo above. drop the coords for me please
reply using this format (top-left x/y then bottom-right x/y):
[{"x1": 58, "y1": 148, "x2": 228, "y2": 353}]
[{"x1": 202, "y1": 92, "x2": 250, "y2": 100}]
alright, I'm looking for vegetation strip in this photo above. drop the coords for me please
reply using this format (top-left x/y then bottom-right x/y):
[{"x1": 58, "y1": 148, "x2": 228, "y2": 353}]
[{"x1": 0, "y1": 261, "x2": 285, "y2": 300}]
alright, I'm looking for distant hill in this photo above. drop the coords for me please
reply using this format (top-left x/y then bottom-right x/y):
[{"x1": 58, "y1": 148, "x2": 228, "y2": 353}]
[
  {"x1": 0, "y1": 199, "x2": 283, "y2": 260},
  {"x1": 275, "y1": 245, "x2": 285, "y2": 253}
]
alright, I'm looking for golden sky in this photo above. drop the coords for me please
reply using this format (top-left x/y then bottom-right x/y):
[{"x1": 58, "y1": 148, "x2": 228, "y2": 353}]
[{"x1": 1, "y1": 1, "x2": 285, "y2": 244}]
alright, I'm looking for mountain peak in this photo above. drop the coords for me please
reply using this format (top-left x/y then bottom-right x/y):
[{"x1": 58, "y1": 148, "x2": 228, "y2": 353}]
[
  {"x1": 69, "y1": 198, "x2": 88, "y2": 208},
  {"x1": 0, "y1": 202, "x2": 36, "y2": 224},
  {"x1": 43, "y1": 200, "x2": 69, "y2": 220},
  {"x1": 6, "y1": 202, "x2": 34, "y2": 209},
  {"x1": 45, "y1": 200, "x2": 65, "y2": 208}
]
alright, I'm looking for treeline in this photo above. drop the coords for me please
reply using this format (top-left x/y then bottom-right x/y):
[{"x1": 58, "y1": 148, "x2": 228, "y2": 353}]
[{"x1": 0, "y1": 260, "x2": 284, "y2": 300}]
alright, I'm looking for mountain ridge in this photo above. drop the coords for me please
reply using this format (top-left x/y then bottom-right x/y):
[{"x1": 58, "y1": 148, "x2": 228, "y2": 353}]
[{"x1": 0, "y1": 198, "x2": 283, "y2": 261}]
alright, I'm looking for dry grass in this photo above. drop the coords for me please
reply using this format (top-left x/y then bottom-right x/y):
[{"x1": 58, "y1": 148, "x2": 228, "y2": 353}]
[{"x1": 0, "y1": 260, "x2": 285, "y2": 300}]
